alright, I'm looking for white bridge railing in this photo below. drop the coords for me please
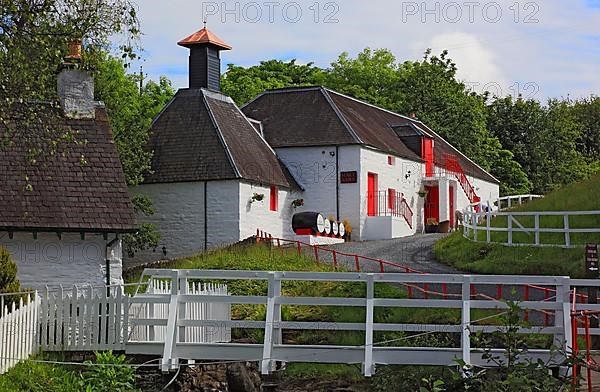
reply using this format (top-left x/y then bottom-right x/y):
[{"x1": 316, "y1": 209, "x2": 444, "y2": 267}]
[
  {"x1": 129, "y1": 269, "x2": 585, "y2": 376},
  {"x1": 5, "y1": 269, "x2": 600, "y2": 377}
]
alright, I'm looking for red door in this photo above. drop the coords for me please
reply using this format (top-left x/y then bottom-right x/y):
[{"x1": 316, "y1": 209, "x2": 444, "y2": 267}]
[
  {"x1": 449, "y1": 185, "x2": 455, "y2": 228},
  {"x1": 422, "y1": 138, "x2": 434, "y2": 177},
  {"x1": 424, "y1": 185, "x2": 439, "y2": 223},
  {"x1": 367, "y1": 173, "x2": 378, "y2": 216}
]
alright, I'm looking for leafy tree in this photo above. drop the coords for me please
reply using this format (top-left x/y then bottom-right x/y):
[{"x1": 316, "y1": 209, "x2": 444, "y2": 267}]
[
  {"x1": 94, "y1": 53, "x2": 174, "y2": 255},
  {"x1": 222, "y1": 59, "x2": 325, "y2": 105},
  {"x1": 0, "y1": 0, "x2": 140, "y2": 162},
  {"x1": 573, "y1": 96, "x2": 600, "y2": 161},
  {"x1": 487, "y1": 96, "x2": 597, "y2": 193},
  {"x1": 327, "y1": 49, "x2": 530, "y2": 194},
  {"x1": 326, "y1": 48, "x2": 401, "y2": 109}
]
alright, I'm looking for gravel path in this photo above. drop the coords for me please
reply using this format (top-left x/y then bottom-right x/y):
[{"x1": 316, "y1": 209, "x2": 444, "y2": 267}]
[{"x1": 325, "y1": 233, "x2": 459, "y2": 274}]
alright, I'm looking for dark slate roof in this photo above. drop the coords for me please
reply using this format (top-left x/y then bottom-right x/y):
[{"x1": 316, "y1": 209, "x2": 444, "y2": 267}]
[
  {"x1": 0, "y1": 105, "x2": 137, "y2": 232},
  {"x1": 243, "y1": 86, "x2": 498, "y2": 184},
  {"x1": 144, "y1": 89, "x2": 294, "y2": 189}
]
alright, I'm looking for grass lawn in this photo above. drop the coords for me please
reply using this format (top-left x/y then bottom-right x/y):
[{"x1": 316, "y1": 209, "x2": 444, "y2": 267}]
[
  {"x1": 435, "y1": 231, "x2": 585, "y2": 277},
  {"x1": 440, "y1": 176, "x2": 600, "y2": 277},
  {"x1": 465, "y1": 175, "x2": 600, "y2": 246}
]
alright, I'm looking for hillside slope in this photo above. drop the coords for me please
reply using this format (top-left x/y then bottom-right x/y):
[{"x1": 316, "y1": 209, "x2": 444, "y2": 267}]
[{"x1": 436, "y1": 175, "x2": 600, "y2": 277}]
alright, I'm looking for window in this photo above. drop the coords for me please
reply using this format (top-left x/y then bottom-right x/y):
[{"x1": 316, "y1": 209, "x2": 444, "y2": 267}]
[
  {"x1": 388, "y1": 156, "x2": 395, "y2": 166},
  {"x1": 270, "y1": 186, "x2": 278, "y2": 211},
  {"x1": 388, "y1": 188, "x2": 396, "y2": 210}
]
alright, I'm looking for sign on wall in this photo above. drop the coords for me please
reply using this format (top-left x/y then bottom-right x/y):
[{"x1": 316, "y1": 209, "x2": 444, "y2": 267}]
[{"x1": 340, "y1": 171, "x2": 358, "y2": 184}]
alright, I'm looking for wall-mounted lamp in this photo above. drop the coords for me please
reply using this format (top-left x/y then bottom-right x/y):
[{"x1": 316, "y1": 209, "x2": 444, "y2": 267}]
[
  {"x1": 329, "y1": 151, "x2": 336, "y2": 157},
  {"x1": 162, "y1": 246, "x2": 167, "y2": 257},
  {"x1": 405, "y1": 170, "x2": 412, "y2": 180}
]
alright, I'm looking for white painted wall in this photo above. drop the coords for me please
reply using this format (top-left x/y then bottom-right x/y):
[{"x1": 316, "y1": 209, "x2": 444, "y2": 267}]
[
  {"x1": 0, "y1": 232, "x2": 122, "y2": 291},
  {"x1": 275, "y1": 146, "x2": 338, "y2": 220},
  {"x1": 358, "y1": 148, "x2": 423, "y2": 240},
  {"x1": 238, "y1": 182, "x2": 299, "y2": 240},
  {"x1": 129, "y1": 181, "x2": 208, "y2": 263},
  {"x1": 453, "y1": 175, "x2": 500, "y2": 212},
  {"x1": 130, "y1": 179, "x2": 298, "y2": 265}
]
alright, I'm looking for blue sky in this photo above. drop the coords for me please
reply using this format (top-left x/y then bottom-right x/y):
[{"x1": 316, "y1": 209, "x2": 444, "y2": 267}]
[{"x1": 134, "y1": 0, "x2": 600, "y2": 101}]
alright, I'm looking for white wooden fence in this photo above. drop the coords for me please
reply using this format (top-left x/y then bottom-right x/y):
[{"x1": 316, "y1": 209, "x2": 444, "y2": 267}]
[
  {"x1": 0, "y1": 278, "x2": 230, "y2": 375},
  {"x1": 467, "y1": 194, "x2": 544, "y2": 212},
  {"x1": 0, "y1": 293, "x2": 40, "y2": 374},
  {"x1": 463, "y1": 209, "x2": 600, "y2": 247},
  {"x1": 39, "y1": 285, "x2": 130, "y2": 351}
]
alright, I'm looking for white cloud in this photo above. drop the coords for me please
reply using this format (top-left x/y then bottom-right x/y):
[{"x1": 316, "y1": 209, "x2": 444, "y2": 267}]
[
  {"x1": 133, "y1": 0, "x2": 600, "y2": 100},
  {"x1": 427, "y1": 32, "x2": 508, "y2": 94}
]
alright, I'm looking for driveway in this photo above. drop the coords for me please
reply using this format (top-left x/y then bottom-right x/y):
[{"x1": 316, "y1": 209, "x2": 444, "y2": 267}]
[{"x1": 325, "y1": 233, "x2": 460, "y2": 274}]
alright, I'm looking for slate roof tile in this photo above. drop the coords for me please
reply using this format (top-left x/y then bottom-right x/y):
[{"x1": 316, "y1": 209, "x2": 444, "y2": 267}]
[{"x1": 0, "y1": 105, "x2": 137, "y2": 232}]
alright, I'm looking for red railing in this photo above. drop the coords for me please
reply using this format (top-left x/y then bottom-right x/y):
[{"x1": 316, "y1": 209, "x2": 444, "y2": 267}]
[
  {"x1": 437, "y1": 153, "x2": 481, "y2": 206},
  {"x1": 367, "y1": 190, "x2": 413, "y2": 229},
  {"x1": 255, "y1": 229, "x2": 596, "y2": 328}
]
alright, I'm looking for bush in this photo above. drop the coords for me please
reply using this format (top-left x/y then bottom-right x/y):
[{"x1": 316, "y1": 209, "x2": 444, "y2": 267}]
[
  {"x1": 0, "y1": 247, "x2": 21, "y2": 304},
  {"x1": 82, "y1": 351, "x2": 139, "y2": 392}
]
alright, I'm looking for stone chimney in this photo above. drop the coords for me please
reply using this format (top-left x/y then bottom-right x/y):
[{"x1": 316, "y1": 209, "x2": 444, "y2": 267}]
[{"x1": 57, "y1": 41, "x2": 95, "y2": 119}]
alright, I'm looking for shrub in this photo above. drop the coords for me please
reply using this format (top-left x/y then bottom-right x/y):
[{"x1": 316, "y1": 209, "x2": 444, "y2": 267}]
[
  {"x1": 82, "y1": 351, "x2": 139, "y2": 392},
  {"x1": 0, "y1": 247, "x2": 21, "y2": 304}
]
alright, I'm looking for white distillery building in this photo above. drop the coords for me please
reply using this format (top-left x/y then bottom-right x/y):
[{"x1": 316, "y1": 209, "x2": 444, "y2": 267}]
[
  {"x1": 130, "y1": 26, "x2": 499, "y2": 263},
  {"x1": 0, "y1": 61, "x2": 137, "y2": 290}
]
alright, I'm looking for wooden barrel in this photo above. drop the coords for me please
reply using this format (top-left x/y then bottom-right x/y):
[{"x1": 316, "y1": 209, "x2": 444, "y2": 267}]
[
  {"x1": 323, "y1": 219, "x2": 331, "y2": 235},
  {"x1": 338, "y1": 223, "x2": 345, "y2": 238},
  {"x1": 292, "y1": 212, "x2": 325, "y2": 234},
  {"x1": 331, "y1": 221, "x2": 339, "y2": 236}
]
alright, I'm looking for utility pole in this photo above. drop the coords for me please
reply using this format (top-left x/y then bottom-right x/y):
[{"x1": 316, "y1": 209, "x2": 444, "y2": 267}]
[{"x1": 139, "y1": 65, "x2": 144, "y2": 95}]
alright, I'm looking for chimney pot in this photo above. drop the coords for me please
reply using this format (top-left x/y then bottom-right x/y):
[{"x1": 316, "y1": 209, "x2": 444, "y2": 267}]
[{"x1": 66, "y1": 40, "x2": 82, "y2": 61}]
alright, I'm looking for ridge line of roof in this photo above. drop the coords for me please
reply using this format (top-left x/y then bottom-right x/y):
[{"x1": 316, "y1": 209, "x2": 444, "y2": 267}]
[
  {"x1": 324, "y1": 88, "x2": 498, "y2": 183},
  {"x1": 319, "y1": 88, "x2": 364, "y2": 144},
  {"x1": 202, "y1": 93, "x2": 242, "y2": 179}
]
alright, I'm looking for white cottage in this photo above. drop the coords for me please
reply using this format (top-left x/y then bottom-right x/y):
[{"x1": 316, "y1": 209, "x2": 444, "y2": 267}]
[
  {"x1": 0, "y1": 52, "x2": 137, "y2": 290},
  {"x1": 131, "y1": 26, "x2": 499, "y2": 262},
  {"x1": 130, "y1": 27, "x2": 302, "y2": 262},
  {"x1": 243, "y1": 87, "x2": 500, "y2": 241}
]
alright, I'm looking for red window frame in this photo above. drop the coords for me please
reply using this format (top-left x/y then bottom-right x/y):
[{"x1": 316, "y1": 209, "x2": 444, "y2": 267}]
[
  {"x1": 270, "y1": 186, "x2": 278, "y2": 211},
  {"x1": 388, "y1": 188, "x2": 396, "y2": 210},
  {"x1": 388, "y1": 156, "x2": 395, "y2": 166}
]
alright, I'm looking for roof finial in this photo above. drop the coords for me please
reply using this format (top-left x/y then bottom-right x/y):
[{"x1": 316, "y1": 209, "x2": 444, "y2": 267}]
[{"x1": 203, "y1": 19, "x2": 207, "y2": 29}]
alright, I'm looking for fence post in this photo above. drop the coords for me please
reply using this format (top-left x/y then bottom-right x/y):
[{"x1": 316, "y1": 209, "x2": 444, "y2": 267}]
[
  {"x1": 161, "y1": 270, "x2": 180, "y2": 372},
  {"x1": 555, "y1": 277, "x2": 572, "y2": 353},
  {"x1": 262, "y1": 272, "x2": 281, "y2": 374},
  {"x1": 363, "y1": 274, "x2": 375, "y2": 377},
  {"x1": 486, "y1": 210, "x2": 491, "y2": 243},
  {"x1": 461, "y1": 276, "x2": 472, "y2": 370},
  {"x1": 297, "y1": 242, "x2": 301, "y2": 257},
  {"x1": 534, "y1": 214, "x2": 540, "y2": 246},
  {"x1": 507, "y1": 214, "x2": 513, "y2": 245},
  {"x1": 473, "y1": 213, "x2": 478, "y2": 242},
  {"x1": 355, "y1": 255, "x2": 361, "y2": 272},
  {"x1": 564, "y1": 215, "x2": 570, "y2": 247},
  {"x1": 333, "y1": 251, "x2": 338, "y2": 271}
]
